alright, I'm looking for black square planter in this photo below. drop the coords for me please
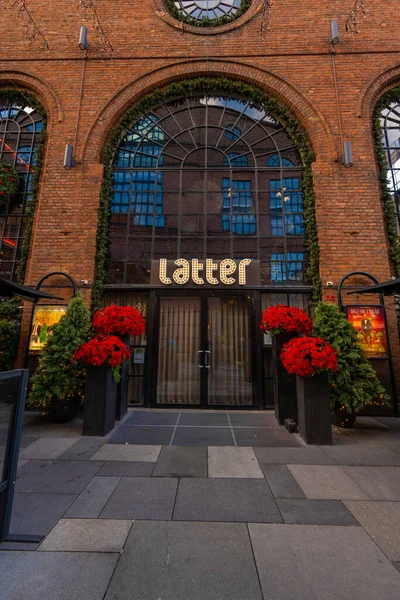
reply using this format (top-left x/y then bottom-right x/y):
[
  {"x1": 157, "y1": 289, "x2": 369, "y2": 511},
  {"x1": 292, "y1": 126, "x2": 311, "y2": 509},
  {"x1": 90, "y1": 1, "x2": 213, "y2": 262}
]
[
  {"x1": 83, "y1": 365, "x2": 117, "y2": 436},
  {"x1": 296, "y1": 372, "x2": 332, "y2": 445},
  {"x1": 272, "y1": 332, "x2": 298, "y2": 425}
]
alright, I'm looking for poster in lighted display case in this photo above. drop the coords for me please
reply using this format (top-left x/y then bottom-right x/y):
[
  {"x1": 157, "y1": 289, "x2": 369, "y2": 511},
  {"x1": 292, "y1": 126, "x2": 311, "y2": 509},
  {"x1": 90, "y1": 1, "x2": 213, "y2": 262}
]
[{"x1": 346, "y1": 305, "x2": 388, "y2": 358}]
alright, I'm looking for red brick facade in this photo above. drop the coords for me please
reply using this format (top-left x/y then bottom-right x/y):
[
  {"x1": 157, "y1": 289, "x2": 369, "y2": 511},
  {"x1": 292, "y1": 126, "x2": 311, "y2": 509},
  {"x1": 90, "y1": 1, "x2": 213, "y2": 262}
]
[{"x1": 1, "y1": 0, "x2": 399, "y2": 390}]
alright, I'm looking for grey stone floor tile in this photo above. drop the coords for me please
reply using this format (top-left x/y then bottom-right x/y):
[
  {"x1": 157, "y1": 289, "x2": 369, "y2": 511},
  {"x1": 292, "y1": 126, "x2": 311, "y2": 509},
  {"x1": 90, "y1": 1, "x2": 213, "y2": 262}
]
[
  {"x1": 152, "y1": 446, "x2": 207, "y2": 477},
  {"x1": 124, "y1": 410, "x2": 179, "y2": 426},
  {"x1": 254, "y1": 446, "x2": 334, "y2": 464},
  {"x1": 262, "y1": 464, "x2": 306, "y2": 498},
  {"x1": 0, "y1": 437, "x2": 37, "y2": 449},
  {"x1": 322, "y1": 444, "x2": 400, "y2": 466},
  {"x1": 179, "y1": 412, "x2": 229, "y2": 426},
  {"x1": 0, "y1": 551, "x2": 118, "y2": 600},
  {"x1": 173, "y1": 478, "x2": 282, "y2": 523},
  {"x1": 96, "y1": 461, "x2": 155, "y2": 477},
  {"x1": 172, "y1": 426, "x2": 234, "y2": 446},
  {"x1": 288, "y1": 465, "x2": 371, "y2": 500},
  {"x1": 208, "y1": 446, "x2": 264, "y2": 478},
  {"x1": 234, "y1": 427, "x2": 300, "y2": 447},
  {"x1": 344, "y1": 501, "x2": 400, "y2": 561},
  {"x1": 228, "y1": 413, "x2": 278, "y2": 427},
  {"x1": 277, "y1": 499, "x2": 360, "y2": 525},
  {"x1": 16, "y1": 460, "x2": 103, "y2": 494},
  {"x1": 249, "y1": 524, "x2": 400, "y2": 600},
  {"x1": 65, "y1": 477, "x2": 120, "y2": 518},
  {"x1": 59, "y1": 437, "x2": 105, "y2": 460},
  {"x1": 0, "y1": 541, "x2": 40, "y2": 551},
  {"x1": 91, "y1": 444, "x2": 161, "y2": 462},
  {"x1": 104, "y1": 520, "x2": 263, "y2": 600},
  {"x1": 100, "y1": 476, "x2": 178, "y2": 520},
  {"x1": 108, "y1": 425, "x2": 174, "y2": 445},
  {"x1": 9, "y1": 493, "x2": 77, "y2": 535},
  {"x1": 375, "y1": 417, "x2": 400, "y2": 429},
  {"x1": 393, "y1": 562, "x2": 400, "y2": 574},
  {"x1": 342, "y1": 466, "x2": 400, "y2": 500},
  {"x1": 39, "y1": 518, "x2": 132, "y2": 552},
  {"x1": 19, "y1": 437, "x2": 81, "y2": 460},
  {"x1": 352, "y1": 417, "x2": 390, "y2": 429}
]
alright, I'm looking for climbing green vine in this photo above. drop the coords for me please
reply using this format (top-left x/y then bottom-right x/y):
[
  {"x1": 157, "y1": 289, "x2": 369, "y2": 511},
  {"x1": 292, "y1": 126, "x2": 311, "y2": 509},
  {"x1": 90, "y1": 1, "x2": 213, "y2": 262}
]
[
  {"x1": 0, "y1": 90, "x2": 47, "y2": 284},
  {"x1": 92, "y1": 77, "x2": 321, "y2": 310},
  {"x1": 165, "y1": 0, "x2": 251, "y2": 28},
  {"x1": 372, "y1": 87, "x2": 400, "y2": 276}
]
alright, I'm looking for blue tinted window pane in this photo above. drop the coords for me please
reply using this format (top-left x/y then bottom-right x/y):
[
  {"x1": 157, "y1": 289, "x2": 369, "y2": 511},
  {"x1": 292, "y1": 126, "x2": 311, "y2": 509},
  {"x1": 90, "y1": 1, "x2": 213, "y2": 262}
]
[
  {"x1": 267, "y1": 154, "x2": 294, "y2": 167},
  {"x1": 223, "y1": 153, "x2": 248, "y2": 167},
  {"x1": 225, "y1": 125, "x2": 241, "y2": 140}
]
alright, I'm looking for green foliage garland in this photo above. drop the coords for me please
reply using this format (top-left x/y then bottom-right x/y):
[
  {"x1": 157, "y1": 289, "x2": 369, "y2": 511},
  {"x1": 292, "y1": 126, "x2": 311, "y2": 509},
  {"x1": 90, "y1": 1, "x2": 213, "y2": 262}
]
[
  {"x1": 165, "y1": 0, "x2": 251, "y2": 28},
  {"x1": 92, "y1": 77, "x2": 321, "y2": 310},
  {"x1": 0, "y1": 90, "x2": 47, "y2": 284},
  {"x1": 0, "y1": 297, "x2": 21, "y2": 371},
  {"x1": 0, "y1": 162, "x2": 19, "y2": 203},
  {"x1": 312, "y1": 301, "x2": 389, "y2": 412},
  {"x1": 372, "y1": 87, "x2": 400, "y2": 276},
  {"x1": 28, "y1": 293, "x2": 91, "y2": 408}
]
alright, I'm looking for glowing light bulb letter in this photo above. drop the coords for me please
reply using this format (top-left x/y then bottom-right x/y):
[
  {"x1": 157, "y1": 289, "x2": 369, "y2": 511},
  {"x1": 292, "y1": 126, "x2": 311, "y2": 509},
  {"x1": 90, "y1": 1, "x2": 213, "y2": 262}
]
[
  {"x1": 159, "y1": 259, "x2": 172, "y2": 285},
  {"x1": 220, "y1": 259, "x2": 236, "y2": 285},
  {"x1": 192, "y1": 259, "x2": 204, "y2": 285},
  {"x1": 206, "y1": 259, "x2": 219, "y2": 285},
  {"x1": 238, "y1": 259, "x2": 252, "y2": 285},
  {"x1": 173, "y1": 258, "x2": 190, "y2": 284}
]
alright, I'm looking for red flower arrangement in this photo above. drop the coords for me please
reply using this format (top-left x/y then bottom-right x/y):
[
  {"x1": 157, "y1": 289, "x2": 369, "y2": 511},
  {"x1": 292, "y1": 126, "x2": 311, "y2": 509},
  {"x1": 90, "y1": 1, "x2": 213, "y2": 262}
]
[
  {"x1": 260, "y1": 304, "x2": 313, "y2": 336},
  {"x1": 73, "y1": 335, "x2": 130, "y2": 382},
  {"x1": 280, "y1": 337, "x2": 338, "y2": 378},
  {"x1": 93, "y1": 306, "x2": 145, "y2": 336}
]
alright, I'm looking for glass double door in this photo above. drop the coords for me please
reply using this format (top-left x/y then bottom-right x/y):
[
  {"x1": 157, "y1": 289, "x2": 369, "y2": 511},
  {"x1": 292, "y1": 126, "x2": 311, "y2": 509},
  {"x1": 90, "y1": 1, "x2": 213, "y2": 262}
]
[{"x1": 155, "y1": 293, "x2": 254, "y2": 407}]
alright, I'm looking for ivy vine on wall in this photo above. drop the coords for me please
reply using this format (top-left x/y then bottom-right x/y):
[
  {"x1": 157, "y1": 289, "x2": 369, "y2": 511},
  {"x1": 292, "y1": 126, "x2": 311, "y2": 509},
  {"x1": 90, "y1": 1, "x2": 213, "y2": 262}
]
[
  {"x1": 165, "y1": 0, "x2": 251, "y2": 28},
  {"x1": 92, "y1": 77, "x2": 321, "y2": 310},
  {"x1": 372, "y1": 87, "x2": 400, "y2": 277}
]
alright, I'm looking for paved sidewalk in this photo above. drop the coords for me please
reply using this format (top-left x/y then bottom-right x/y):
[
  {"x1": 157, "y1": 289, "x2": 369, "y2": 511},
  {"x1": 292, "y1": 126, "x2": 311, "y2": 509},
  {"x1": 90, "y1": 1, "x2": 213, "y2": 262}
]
[{"x1": 1, "y1": 410, "x2": 400, "y2": 599}]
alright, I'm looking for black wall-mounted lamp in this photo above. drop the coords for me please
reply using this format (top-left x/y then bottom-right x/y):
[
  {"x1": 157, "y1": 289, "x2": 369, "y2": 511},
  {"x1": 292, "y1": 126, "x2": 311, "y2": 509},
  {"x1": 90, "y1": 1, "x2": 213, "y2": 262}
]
[
  {"x1": 329, "y1": 20, "x2": 339, "y2": 45},
  {"x1": 78, "y1": 25, "x2": 88, "y2": 51},
  {"x1": 63, "y1": 144, "x2": 74, "y2": 169},
  {"x1": 342, "y1": 141, "x2": 353, "y2": 168}
]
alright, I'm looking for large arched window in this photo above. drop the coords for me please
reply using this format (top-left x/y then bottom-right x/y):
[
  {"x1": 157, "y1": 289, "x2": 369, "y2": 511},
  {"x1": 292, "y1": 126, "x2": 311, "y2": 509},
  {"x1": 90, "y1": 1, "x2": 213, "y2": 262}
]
[
  {"x1": 380, "y1": 101, "x2": 400, "y2": 232},
  {"x1": 0, "y1": 101, "x2": 44, "y2": 280},
  {"x1": 109, "y1": 92, "x2": 305, "y2": 285}
]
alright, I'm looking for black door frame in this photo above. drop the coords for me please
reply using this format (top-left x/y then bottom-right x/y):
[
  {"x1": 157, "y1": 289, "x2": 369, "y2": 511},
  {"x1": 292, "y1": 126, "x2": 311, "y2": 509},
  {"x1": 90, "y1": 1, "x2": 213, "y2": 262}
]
[{"x1": 144, "y1": 288, "x2": 263, "y2": 410}]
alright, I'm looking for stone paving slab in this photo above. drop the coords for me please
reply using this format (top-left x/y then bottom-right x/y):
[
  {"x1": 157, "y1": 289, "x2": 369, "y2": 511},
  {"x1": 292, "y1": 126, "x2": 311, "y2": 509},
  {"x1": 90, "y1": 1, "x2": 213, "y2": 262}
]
[
  {"x1": 96, "y1": 461, "x2": 155, "y2": 477},
  {"x1": 320, "y1": 444, "x2": 400, "y2": 466},
  {"x1": 228, "y1": 413, "x2": 279, "y2": 427},
  {"x1": 249, "y1": 524, "x2": 400, "y2": 600},
  {"x1": 19, "y1": 437, "x2": 81, "y2": 460},
  {"x1": 16, "y1": 460, "x2": 104, "y2": 494},
  {"x1": 124, "y1": 411, "x2": 179, "y2": 426},
  {"x1": 179, "y1": 413, "x2": 229, "y2": 426},
  {"x1": 261, "y1": 464, "x2": 306, "y2": 498},
  {"x1": 173, "y1": 478, "x2": 282, "y2": 523},
  {"x1": 91, "y1": 444, "x2": 161, "y2": 462},
  {"x1": 288, "y1": 465, "x2": 371, "y2": 500},
  {"x1": 65, "y1": 477, "x2": 121, "y2": 518},
  {"x1": 233, "y1": 427, "x2": 300, "y2": 447},
  {"x1": 342, "y1": 466, "x2": 400, "y2": 500},
  {"x1": 345, "y1": 501, "x2": 400, "y2": 562},
  {"x1": 172, "y1": 426, "x2": 234, "y2": 446},
  {"x1": 100, "y1": 477, "x2": 178, "y2": 520},
  {"x1": 276, "y1": 499, "x2": 360, "y2": 526},
  {"x1": 255, "y1": 446, "x2": 334, "y2": 465},
  {"x1": 39, "y1": 518, "x2": 132, "y2": 553},
  {"x1": 208, "y1": 446, "x2": 264, "y2": 478},
  {"x1": 152, "y1": 446, "x2": 207, "y2": 478},
  {"x1": 394, "y1": 563, "x2": 400, "y2": 574},
  {"x1": 0, "y1": 551, "x2": 118, "y2": 600},
  {"x1": 108, "y1": 425, "x2": 174, "y2": 445},
  {"x1": 104, "y1": 520, "x2": 263, "y2": 600},
  {"x1": 59, "y1": 437, "x2": 105, "y2": 460},
  {"x1": 9, "y1": 493, "x2": 77, "y2": 536}
]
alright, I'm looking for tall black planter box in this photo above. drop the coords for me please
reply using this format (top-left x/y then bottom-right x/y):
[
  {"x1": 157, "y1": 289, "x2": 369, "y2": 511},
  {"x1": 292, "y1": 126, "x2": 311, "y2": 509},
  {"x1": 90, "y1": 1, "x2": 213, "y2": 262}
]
[
  {"x1": 296, "y1": 372, "x2": 332, "y2": 445},
  {"x1": 115, "y1": 335, "x2": 130, "y2": 421},
  {"x1": 273, "y1": 332, "x2": 298, "y2": 425},
  {"x1": 83, "y1": 365, "x2": 117, "y2": 436}
]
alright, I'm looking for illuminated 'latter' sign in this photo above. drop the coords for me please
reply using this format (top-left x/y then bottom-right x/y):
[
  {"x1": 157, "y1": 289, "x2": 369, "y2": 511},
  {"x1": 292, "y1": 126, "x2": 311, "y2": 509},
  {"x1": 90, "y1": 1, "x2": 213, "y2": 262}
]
[{"x1": 151, "y1": 259, "x2": 260, "y2": 286}]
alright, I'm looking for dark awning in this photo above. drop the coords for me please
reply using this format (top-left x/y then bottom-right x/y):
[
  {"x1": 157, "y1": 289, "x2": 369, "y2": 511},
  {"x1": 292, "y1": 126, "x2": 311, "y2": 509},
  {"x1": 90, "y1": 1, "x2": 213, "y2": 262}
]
[
  {"x1": 348, "y1": 278, "x2": 400, "y2": 296},
  {"x1": 0, "y1": 277, "x2": 63, "y2": 302}
]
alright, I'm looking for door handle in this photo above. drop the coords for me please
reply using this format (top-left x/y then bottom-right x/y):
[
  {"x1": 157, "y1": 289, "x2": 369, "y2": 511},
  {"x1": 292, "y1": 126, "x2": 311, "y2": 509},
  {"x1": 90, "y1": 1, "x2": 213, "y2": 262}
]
[
  {"x1": 204, "y1": 350, "x2": 211, "y2": 369},
  {"x1": 197, "y1": 350, "x2": 204, "y2": 368}
]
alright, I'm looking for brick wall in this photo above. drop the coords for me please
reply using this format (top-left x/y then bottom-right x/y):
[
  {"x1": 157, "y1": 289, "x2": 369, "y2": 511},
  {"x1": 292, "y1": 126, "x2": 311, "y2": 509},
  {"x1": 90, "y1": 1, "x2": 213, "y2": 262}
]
[{"x1": 1, "y1": 0, "x2": 400, "y2": 390}]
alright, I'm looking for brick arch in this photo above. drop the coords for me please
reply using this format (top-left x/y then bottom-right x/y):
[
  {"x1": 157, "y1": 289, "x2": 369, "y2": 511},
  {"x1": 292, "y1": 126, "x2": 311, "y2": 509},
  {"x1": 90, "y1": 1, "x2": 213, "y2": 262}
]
[
  {"x1": 0, "y1": 70, "x2": 64, "y2": 123},
  {"x1": 357, "y1": 63, "x2": 400, "y2": 118},
  {"x1": 82, "y1": 60, "x2": 335, "y2": 164}
]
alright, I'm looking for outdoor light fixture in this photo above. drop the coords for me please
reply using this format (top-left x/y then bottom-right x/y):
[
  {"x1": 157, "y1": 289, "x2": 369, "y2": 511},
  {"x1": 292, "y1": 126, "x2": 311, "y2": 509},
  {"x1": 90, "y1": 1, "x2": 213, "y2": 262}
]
[
  {"x1": 63, "y1": 144, "x2": 75, "y2": 169},
  {"x1": 78, "y1": 26, "x2": 88, "y2": 51},
  {"x1": 342, "y1": 141, "x2": 353, "y2": 168},
  {"x1": 329, "y1": 20, "x2": 339, "y2": 45}
]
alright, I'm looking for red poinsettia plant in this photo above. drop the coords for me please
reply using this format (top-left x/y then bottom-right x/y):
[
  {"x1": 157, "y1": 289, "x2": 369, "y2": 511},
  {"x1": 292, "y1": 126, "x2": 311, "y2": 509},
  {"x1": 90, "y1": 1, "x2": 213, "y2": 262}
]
[
  {"x1": 93, "y1": 306, "x2": 145, "y2": 337},
  {"x1": 260, "y1": 304, "x2": 313, "y2": 336},
  {"x1": 73, "y1": 335, "x2": 130, "y2": 382},
  {"x1": 280, "y1": 337, "x2": 338, "y2": 378}
]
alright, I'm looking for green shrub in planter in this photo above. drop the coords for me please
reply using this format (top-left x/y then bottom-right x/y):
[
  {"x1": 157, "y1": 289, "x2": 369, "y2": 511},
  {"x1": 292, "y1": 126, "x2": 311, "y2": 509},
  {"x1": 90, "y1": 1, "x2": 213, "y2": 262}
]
[
  {"x1": 28, "y1": 293, "x2": 91, "y2": 419},
  {"x1": 312, "y1": 301, "x2": 389, "y2": 415},
  {"x1": 0, "y1": 297, "x2": 21, "y2": 371}
]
